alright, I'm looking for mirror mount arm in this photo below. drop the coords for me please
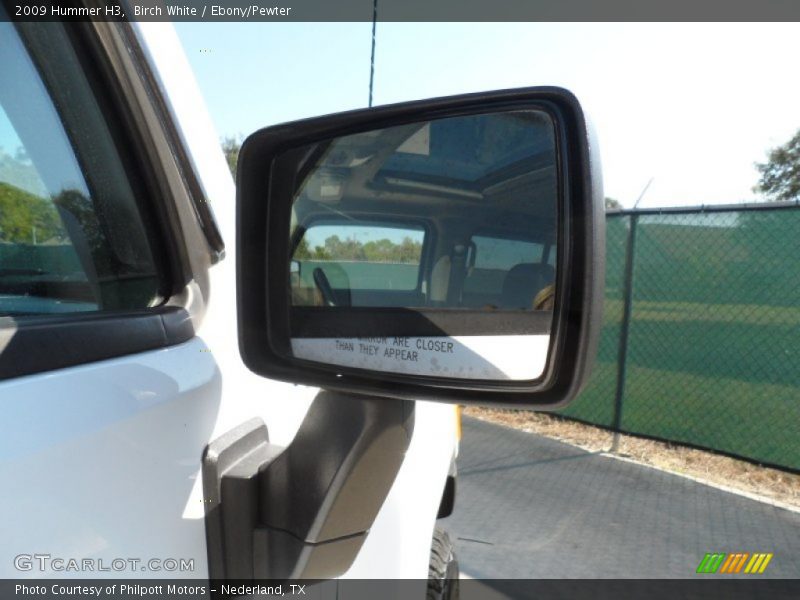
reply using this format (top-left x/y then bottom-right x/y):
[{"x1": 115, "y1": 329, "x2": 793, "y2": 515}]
[{"x1": 203, "y1": 392, "x2": 414, "y2": 581}]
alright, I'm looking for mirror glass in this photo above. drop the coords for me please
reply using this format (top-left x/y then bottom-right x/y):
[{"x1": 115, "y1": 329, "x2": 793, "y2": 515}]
[{"x1": 285, "y1": 110, "x2": 558, "y2": 381}]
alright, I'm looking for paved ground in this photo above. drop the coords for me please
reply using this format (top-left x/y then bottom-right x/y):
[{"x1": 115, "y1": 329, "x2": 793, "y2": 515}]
[{"x1": 440, "y1": 417, "x2": 800, "y2": 579}]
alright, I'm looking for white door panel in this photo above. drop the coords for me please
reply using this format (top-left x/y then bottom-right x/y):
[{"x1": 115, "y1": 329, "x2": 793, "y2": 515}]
[{"x1": 0, "y1": 338, "x2": 219, "y2": 578}]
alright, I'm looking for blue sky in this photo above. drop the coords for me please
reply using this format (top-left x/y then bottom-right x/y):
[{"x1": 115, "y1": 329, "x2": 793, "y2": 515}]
[
  {"x1": 175, "y1": 23, "x2": 373, "y2": 134},
  {"x1": 177, "y1": 23, "x2": 799, "y2": 209},
  {"x1": 2, "y1": 23, "x2": 798, "y2": 209}
]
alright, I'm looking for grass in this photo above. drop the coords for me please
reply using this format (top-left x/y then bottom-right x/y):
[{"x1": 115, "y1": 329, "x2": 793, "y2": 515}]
[{"x1": 564, "y1": 298, "x2": 800, "y2": 471}]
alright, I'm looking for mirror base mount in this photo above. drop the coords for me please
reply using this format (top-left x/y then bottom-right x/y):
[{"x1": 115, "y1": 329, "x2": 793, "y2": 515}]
[{"x1": 203, "y1": 393, "x2": 414, "y2": 581}]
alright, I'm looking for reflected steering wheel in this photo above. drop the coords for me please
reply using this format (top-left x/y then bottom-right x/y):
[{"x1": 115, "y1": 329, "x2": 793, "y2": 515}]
[{"x1": 313, "y1": 267, "x2": 337, "y2": 307}]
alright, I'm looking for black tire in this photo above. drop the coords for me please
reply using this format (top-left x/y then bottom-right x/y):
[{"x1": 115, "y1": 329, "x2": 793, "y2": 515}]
[{"x1": 427, "y1": 526, "x2": 460, "y2": 600}]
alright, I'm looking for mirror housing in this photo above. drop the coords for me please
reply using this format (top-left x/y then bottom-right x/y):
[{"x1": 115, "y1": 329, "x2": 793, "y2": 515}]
[{"x1": 237, "y1": 87, "x2": 604, "y2": 408}]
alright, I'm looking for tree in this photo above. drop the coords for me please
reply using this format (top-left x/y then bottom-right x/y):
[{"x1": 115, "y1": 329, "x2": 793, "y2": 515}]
[
  {"x1": 294, "y1": 237, "x2": 312, "y2": 260},
  {"x1": 0, "y1": 182, "x2": 62, "y2": 243},
  {"x1": 755, "y1": 129, "x2": 800, "y2": 202},
  {"x1": 604, "y1": 197, "x2": 622, "y2": 210},
  {"x1": 221, "y1": 136, "x2": 242, "y2": 178}
]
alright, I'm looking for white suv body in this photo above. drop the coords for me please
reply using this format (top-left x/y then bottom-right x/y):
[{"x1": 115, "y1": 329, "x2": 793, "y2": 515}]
[{"x1": 0, "y1": 19, "x2": 457, "y2": 581}]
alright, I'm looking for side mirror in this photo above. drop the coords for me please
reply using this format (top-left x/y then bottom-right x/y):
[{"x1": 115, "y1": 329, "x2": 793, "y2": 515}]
[{"x1": 237, "y1": 87, "x2": 604, "y2": 408}]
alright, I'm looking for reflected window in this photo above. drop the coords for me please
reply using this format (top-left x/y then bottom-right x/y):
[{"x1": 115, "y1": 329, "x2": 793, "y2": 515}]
[
  {"x1": 463, "y1": 235, "x2": 553, "y2": 309},
  {"x1": 292, "y1": 222, "x2": 425, "y2": 306}
]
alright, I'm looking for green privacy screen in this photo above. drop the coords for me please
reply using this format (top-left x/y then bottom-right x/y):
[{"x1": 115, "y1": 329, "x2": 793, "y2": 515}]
[{"x1": 560, "y1": 206, "x2": 800, "y2": 471}]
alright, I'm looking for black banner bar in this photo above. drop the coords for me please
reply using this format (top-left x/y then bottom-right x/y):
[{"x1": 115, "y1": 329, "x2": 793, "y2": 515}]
[
  {"x1": 2, "y1": 579, "x2": 800, "y2": 600},
  {"x1": 5, "y1": 0, "x2": 800, "y2": 22}
]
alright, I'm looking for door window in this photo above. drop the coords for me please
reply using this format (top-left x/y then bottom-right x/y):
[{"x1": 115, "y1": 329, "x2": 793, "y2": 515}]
[{"x1": 0, "y1": 23, "x2": 162, "y2": 316}]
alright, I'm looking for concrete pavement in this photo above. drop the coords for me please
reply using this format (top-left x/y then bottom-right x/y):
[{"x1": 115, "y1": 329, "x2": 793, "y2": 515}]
[{"x1": 441, "y1": 417, "x2": 800, "y2": 579}]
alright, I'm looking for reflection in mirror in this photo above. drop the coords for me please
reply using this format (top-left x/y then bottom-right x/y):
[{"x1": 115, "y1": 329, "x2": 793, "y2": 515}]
[{"x1": 286, "y1": 110, "x2": 558, "y2": 381}]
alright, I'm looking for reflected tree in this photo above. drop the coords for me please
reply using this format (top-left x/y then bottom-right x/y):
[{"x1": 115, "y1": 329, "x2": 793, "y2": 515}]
[
  {"x1": 0, "y1": 182, "x2": 62, "y2": 243},
  {"x1": 294, "y1": 233, "x2": 423, "y2": 263}
]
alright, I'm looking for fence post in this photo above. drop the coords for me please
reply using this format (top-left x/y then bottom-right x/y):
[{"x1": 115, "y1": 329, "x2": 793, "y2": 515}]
[{"x1": 611, "y1": 213, "x2": 638, "y2": 451}]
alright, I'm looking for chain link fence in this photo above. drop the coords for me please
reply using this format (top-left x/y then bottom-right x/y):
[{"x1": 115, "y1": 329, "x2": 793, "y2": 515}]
[{"x1": 559, "y1": 204, "x2": 800, "y2": 472}]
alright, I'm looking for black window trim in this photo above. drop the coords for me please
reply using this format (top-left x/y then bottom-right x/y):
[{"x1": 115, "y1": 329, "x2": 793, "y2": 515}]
[
  {"x1": 117, "y1": 22, "x2": 226, "y2": 264},
  {"x1": 0, "y1": 307, "x2": 195, "y2": 381}
]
